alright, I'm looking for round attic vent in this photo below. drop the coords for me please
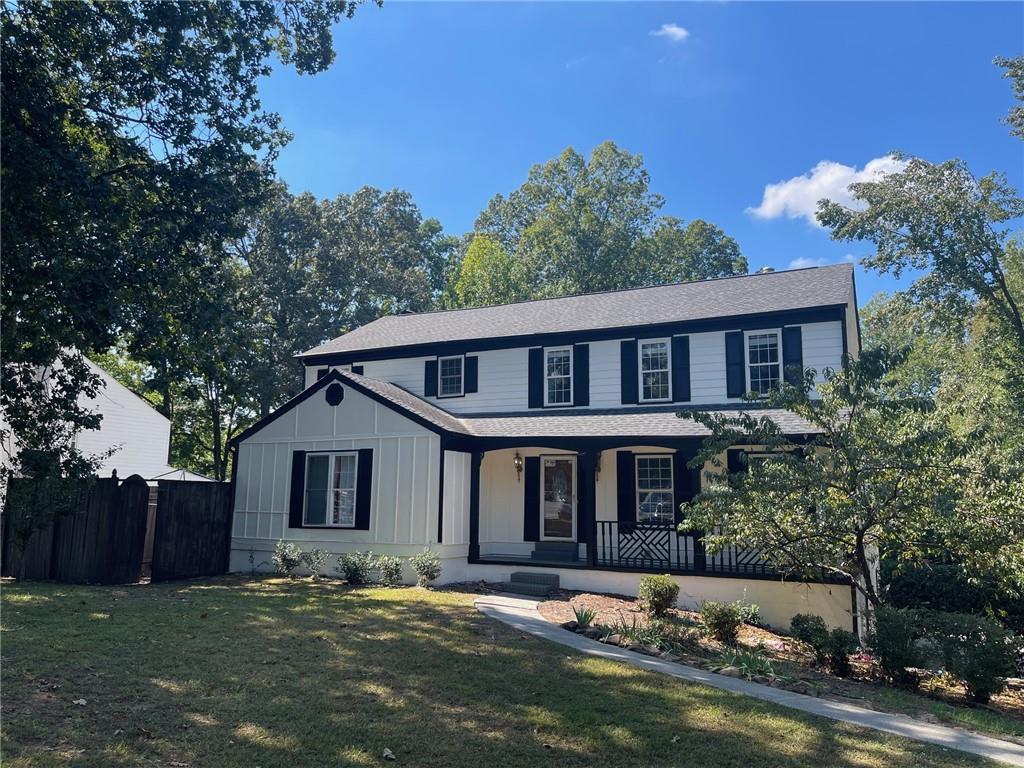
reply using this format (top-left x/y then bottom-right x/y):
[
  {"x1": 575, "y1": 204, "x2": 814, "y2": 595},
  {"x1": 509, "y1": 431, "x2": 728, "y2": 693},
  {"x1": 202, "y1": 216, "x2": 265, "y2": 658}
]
[{"x1": 325, "y1": 382, "x2": 344, "y2": 406}]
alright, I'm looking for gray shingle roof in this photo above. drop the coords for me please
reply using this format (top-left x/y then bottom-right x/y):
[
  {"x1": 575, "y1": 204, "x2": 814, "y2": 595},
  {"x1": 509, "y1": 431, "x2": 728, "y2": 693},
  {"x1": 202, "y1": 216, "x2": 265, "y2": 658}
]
[
  {"x1": 343, "y1": 371, "x2": 821, "y2": 438},
  {"x1": 301, "y1": 264, "x2": 854, "y2": 358}
]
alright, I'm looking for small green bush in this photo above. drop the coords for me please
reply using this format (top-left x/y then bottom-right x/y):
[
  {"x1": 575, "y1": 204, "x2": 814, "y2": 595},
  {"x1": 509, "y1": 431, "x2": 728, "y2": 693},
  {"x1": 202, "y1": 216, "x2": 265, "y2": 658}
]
[
  {"x1": 870, "y1": 606, "x2": 929, "y2": 684},
  {"x1": 637, "y1": 575, "x2": 679, "y2": 617},
  {"x1": 336, "y1": 550, "x2": 376, "y2": 584},
  {"x1": 272, "y1": 541, "x2": 302, "y2": 576},
  {"x1": 736, "y1": 600, "x2": 763, "y2": 628},
  {"x1": 719, "y1": 647, "x2": 776, "y2": 679},
  {"x1": 572, "y1": 605, "x2": 597, "y2": 628},
  {"x1": 700, "y1": 600, "x2": 743, "y2": 645},
  {"x1": 409, "y1": 548, "x2": 441, "y2": 587},
  {"x1": 823, "y1": 628, "x2": 859, "y2": 677},
  {"x1": 376, "y1": 555, "x2": 403, "y2": 586},
  {"x1": 299, "y1": 548, "x2": 328, "y2": 579},
  {"x1": 791, "y1": 613, "x2": 829, "y2": 648},
  {"x1": 927, "y1": 611, "x2": 1020, "y2": 703}
]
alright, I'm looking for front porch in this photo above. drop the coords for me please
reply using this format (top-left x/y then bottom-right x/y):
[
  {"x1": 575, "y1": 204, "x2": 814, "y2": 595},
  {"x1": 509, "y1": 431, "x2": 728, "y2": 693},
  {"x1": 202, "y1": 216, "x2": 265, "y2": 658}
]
[{"x1": 460, "y1": 441, "x2": 784, "y2": 580}]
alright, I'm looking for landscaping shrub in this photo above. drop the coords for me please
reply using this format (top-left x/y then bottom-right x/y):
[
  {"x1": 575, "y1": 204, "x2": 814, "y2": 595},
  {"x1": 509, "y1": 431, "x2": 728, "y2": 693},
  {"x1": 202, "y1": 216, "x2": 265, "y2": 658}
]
[
  {"x1": 376, "y1": 555, "x2": 404, "y2": 586},
  {"x1": 572, "y1": 605, "x2": 597, "y2": 628},
  {"x1": 823, "y1": 628, "x2": 859, "y2": 677},
  {"x1": 791, "y1": 613, "x2": 829, "y2": 649},
  {"x1": 736, "y1": 600, "x2": 763, "y2": 628},
  {"x1": 409, "y1": 548, "x2": 441, "y2": 587},
  {"x1": 718, "y1": 647, "x2": 776, "y2": 679},
  {"x1": 272, "y1": 541, "x2": 302, "y2": 576},
  {"x1": 926, "y1": 611, "x2": 1020, "y2": 703},
  {"x1": 700, "y1": 600, "x2": 743, "y2": 645},
  {"x1": 336, "y1": 551, "x2": 376, "y2": 584},
  {"x1": 299, "y1": 548, "x2": 328, "y2": 579},
  {"x1": 869, "y1": 606, "x2": 929, "y2": 684},
  {"x1": 637, "y1": 574, "x2": 679, "y2": 617}
]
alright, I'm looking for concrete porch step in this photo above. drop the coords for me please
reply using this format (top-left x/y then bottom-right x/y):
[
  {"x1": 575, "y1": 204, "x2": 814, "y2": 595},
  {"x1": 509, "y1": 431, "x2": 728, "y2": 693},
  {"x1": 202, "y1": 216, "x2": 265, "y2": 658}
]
[
  {"x1": 499, "y1": 580, "x2": 555, "y2": 597},
  {"x1": 510, "y1": 572, "x2": 560, "y2": 587}
]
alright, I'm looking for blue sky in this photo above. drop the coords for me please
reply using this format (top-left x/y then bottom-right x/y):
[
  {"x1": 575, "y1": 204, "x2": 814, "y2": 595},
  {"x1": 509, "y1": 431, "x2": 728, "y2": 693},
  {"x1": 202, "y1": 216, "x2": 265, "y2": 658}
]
[{"x1": 260, "y1": 2, "x2": 1024, "y2": 305}]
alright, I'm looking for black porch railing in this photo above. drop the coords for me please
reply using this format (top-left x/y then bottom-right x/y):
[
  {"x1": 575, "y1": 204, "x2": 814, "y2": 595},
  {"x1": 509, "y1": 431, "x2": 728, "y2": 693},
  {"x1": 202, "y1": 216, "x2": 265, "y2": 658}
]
[{"x1": 595, "y1": 521, "x2": 777, "y2": 577}]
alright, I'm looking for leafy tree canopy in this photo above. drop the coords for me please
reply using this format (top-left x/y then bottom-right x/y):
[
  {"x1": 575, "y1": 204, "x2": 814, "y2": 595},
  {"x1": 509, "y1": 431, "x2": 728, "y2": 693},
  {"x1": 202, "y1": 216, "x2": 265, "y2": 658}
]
[
  {"x1": 1, "y1": 0, "x2": 370, "y2": 479},
  {"x1": 454, "y1": 141, "x2": 747, "y2": 306}
]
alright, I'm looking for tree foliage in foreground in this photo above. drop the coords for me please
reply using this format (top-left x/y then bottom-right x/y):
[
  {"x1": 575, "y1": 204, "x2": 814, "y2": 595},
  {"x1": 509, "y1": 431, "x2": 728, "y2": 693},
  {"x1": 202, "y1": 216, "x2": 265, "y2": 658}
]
[
  {"x1": 452, "y1": 141, "x2": 747, "y2": 306},
  {"x1": 1, "y1": 0, "x2": 369, "y2": 483},
  {"x1": 679, "y1": 348, "x2": 1023, "y2": 608}
]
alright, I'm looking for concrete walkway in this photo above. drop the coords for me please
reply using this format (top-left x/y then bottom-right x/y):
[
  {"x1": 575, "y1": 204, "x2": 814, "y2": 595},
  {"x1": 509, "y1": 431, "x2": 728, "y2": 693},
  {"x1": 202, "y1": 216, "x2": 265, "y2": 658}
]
[{"x1": 474, "y1": 594, "x2": 1024, "y2": 767}]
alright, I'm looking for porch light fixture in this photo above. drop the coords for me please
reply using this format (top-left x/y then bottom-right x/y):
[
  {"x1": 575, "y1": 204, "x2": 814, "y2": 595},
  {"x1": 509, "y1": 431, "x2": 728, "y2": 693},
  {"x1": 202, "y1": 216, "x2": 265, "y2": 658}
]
[{"x1": 513, "y1": 451, "x2": 523, "y2": 482}]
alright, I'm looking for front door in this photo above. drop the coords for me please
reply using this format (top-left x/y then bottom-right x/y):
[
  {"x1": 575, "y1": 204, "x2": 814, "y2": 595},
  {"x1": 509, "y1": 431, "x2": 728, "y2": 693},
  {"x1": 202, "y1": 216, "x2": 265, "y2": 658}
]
[{"x1": 541, "y1": 456, "x2": 576, "y2": 540}]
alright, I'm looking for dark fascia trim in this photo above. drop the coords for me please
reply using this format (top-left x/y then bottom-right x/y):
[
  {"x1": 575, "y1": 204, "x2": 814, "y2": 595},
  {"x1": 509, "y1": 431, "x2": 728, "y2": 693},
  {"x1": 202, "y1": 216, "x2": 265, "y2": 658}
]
[
  {"x1": 850, "y1": 269, "x2": 863, "y2": 354},
  {"x1": 230, "y1": 369, "x2": 458, "y2": 447},
  {"x1": 230, "y1": 370, "x2": 346, "y2": 447},
  {"x1": 436, "y1": 435, "x2": 447, "y2": 544},
  {"x1": 299, "y1": 305, "x2": 848, "y2": 366}
]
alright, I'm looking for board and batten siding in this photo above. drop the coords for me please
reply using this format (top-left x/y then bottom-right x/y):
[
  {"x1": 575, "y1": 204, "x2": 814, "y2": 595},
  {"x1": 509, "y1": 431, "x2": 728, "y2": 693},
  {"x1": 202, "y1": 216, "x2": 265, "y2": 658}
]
[
  {"x1": 230, "y1": 382, "x2": 448, "y2": 572},
  {"x1": 305, "y1": 320, "x2": 846, "y2": 411}
]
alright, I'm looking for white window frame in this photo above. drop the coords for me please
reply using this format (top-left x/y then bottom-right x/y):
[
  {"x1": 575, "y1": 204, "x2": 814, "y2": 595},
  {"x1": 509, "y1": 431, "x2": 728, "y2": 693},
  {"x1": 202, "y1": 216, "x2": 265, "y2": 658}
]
[
  {"x1": 543, "y1": 346, "x2": 574, "y2": 407},
  {"x1": 303, "y1": 451, "x2": 359, "y2": 528},
  {"x1": 635, "y1": 454, "x2": 675, "y2": 525},
  {"x1": 437, "y1": 355, "x2": 464, "y2": 398},
  {"x1": 745, "y1": 329, "x2": 782, "y2": 397},
  {"x1": 638, "y1": 338, "x2": 672, "y2": 403}
]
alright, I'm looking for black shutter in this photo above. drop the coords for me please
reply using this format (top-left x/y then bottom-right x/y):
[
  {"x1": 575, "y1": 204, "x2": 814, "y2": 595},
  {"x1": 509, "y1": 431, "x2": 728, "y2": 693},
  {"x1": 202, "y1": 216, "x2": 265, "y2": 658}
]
[
  {"x1": 782, "y1": 326, "x2": 804, "y2": 387},
  {"x1": 573, "y1": 344, "x2": 589, "y2": 407},
  {"x1": 424, "y1": 360, "x2": 438, "y2": 397},
  {"x1": 671, "y1": 336, "x2": 691, "y2": 403},
  {"x1": 523, "y1": 456, "x2": 540, "y2": 541},
  {"x1": 354, "y1": 448, "x2": 373, "y2": 530},
  {"x1": 288, "y1": 450, "x2": 307, "y2": 528},
  {"x1": 351, "y1": 365, "x2": 364, "y2": 375},
  {"x1": 316, "y1": 368, "x2": 329, "y2": 380},
  {"x1": 527, "y1": 348, "x2": 543, "y2": 409},
  {"x1": 725, "y1": 331, "x2": 745, "y2": 398},
  {"x1": 620, "y1": 340, "x2": 638, "y2": 404},
  {"x1": 616, "y1": 451, "x2": 636, "y2": 523},
  {"x1": 727, "y1": 449, "x2": 746, "y2": 474},
  {"x1": 464, "y1": 355, "x2": 478, "y2": 393}
]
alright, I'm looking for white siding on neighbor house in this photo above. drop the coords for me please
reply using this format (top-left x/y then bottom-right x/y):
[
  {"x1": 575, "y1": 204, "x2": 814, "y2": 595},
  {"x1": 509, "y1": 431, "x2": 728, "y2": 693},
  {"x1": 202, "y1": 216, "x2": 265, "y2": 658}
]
[
  {"x1": 306, "y1": 319, "x2": 846, "y2": 413},
  {"x1": 231, "y1": 382, "x2": 443, "y2": 570},
  {"x1": 75, "y1": 360, "x2": 207, "y2": 480}
]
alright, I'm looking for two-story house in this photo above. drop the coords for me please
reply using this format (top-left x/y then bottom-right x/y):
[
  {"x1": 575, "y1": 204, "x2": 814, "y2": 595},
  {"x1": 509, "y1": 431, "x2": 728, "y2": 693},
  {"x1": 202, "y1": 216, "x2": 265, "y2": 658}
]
[{"x1": 229, "y1": 264, "x2": 863, "y2": 630}]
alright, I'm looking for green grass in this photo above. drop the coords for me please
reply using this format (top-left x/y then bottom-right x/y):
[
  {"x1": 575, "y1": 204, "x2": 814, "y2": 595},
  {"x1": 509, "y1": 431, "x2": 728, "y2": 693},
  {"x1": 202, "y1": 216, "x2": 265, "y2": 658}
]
[{"x1": 0, "y1": 577, "x2": 999, "y2": 767}]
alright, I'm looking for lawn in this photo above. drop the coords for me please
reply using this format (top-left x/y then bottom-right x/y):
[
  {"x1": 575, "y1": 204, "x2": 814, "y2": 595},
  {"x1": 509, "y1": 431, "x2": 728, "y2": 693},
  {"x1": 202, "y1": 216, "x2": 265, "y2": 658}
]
[{"x1": 0, "y1": 577, "x2": 1000, "y2": 767}]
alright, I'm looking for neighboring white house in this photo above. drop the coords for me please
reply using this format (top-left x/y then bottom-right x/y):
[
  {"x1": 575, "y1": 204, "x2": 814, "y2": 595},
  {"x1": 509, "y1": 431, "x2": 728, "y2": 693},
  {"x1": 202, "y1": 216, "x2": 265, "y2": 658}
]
[
  {"x1": 75, "y1": 359, "x2": 210, "y2": 482},
  {"x1": 230, "y1": 264, "x2": 866, "y2": 631}
]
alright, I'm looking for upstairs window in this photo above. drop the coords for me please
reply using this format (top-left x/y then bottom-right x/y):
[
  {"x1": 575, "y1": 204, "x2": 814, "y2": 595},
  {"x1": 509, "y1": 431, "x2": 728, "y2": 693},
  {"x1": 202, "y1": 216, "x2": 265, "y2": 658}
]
[
  {"x1": 747, "y1": 332, "x2": 781, "y2": 395},
  {"x1": 544, "y1": 347, "x2": 573, "y2": 406},
  {"x1": 438, "y1": 355, "x2": 464, "y2": 397},
  {"x1": 636, "y1": 456, "x2": 674, "y2": 524},
  {"x1": 639, "y1": 339, "x2": 671, "y2": 402},
  {"x1": 304, "y1": 452, "x2": 358, "y2": 527}
]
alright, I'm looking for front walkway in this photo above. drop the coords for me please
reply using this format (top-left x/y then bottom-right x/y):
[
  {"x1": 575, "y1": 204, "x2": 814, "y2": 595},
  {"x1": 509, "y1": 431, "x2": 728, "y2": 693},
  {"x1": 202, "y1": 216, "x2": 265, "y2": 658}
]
[{"x1": 474, "y1": 594, "x2": 1024, "y2": 767}]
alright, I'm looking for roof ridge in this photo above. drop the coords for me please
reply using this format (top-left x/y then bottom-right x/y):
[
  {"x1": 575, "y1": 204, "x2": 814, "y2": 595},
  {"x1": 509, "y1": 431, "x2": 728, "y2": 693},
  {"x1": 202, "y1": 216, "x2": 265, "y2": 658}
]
[{"x1": 368, "y1": 263, "x2": 851, "y2": 321}]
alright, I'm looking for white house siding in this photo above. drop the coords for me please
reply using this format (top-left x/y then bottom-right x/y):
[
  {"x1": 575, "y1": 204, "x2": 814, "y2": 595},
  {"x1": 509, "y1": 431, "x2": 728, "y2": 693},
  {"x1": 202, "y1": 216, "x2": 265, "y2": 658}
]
[
  {"x1": 305, "y1": 319, "x2": 846, "y2": 412},
  {"x1": 441, "y1": 450, "x2": 472, "y2": 549},
  {"x1": 229, "y1": 383, "x2": 442, "y2": 573}
]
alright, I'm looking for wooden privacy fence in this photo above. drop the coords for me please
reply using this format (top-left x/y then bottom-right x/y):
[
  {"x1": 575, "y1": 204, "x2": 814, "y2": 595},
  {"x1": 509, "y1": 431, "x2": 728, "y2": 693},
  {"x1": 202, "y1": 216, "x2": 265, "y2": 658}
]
[{"x1": 2, "y1": 475, "x2": 233, "y2": 585}]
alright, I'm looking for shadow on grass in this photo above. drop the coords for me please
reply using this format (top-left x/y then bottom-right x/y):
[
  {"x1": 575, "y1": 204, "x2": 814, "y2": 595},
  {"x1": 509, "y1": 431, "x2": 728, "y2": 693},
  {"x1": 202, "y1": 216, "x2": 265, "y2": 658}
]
[{"x1": 0, "y1": 576, "x2": 989, "y2": 768}]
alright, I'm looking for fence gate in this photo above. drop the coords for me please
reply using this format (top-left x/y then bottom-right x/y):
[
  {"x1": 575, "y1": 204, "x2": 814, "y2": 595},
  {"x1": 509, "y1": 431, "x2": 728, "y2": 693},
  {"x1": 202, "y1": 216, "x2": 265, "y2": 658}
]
[{"x1": 150, "y1": 480, "x2": 233, "y2": 582}]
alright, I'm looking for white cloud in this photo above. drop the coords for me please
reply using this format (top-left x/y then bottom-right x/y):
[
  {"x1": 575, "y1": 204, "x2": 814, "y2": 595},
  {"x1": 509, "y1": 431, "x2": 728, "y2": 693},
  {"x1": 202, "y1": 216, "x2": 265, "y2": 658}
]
[
  {"x1": 748, "y1": 155, "x2": 907, "y2": 227},
  {"x1": 650, "y1": 23, "x2": 690, "y2": 43}
]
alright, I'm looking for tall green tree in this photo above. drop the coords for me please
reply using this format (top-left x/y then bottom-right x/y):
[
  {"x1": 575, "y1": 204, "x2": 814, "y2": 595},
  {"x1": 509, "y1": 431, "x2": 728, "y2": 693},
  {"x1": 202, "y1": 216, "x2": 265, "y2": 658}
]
[
  {"x1": 458, "y1": 141, "x2": 747, "y2": 305},
  {"x1": 1, "y1": 1, "x2": 370, "y2": 481},
  {"x1": 679, "y1": 349, "x2": 1013, "y2": 609}
]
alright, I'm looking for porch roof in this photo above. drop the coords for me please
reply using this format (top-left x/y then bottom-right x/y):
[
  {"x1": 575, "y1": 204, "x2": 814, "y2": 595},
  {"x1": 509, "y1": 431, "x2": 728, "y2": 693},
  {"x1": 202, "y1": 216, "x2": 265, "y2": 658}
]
[{"x1": 340, "y1": 371, "x2": 822, "y2": 439}]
